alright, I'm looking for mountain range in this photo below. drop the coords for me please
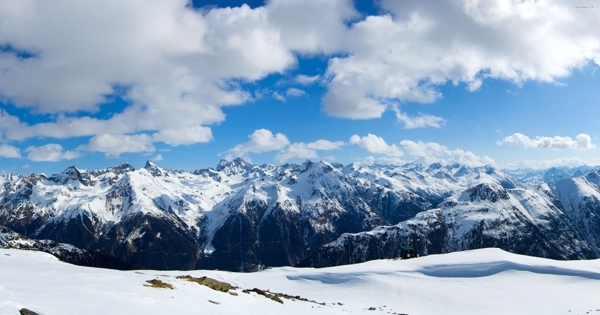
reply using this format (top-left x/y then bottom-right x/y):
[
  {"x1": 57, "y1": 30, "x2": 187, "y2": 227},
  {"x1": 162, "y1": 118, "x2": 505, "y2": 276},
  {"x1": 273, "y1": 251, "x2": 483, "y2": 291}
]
[{"x1": 1, "y1": 158, "x2": 599, "y2": 271}]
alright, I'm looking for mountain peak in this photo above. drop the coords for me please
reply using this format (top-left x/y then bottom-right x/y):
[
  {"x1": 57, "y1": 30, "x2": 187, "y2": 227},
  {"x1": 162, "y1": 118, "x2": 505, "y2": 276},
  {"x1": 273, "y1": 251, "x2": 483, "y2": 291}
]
[
  {"x1": 48, "y1": 165, "x2": 85, "y2": 185},
  {"x1": 216, "y1": 157, "x2": 252, "y2": 174},
  {"x1": 453, "y1": 165, "x2": 473, "y2": 177},
  {"x1": 427, "y1": 163, "x2": 443, "y2": 171},
  {"x1": 111, "y1": 162, "x2": 135, "y2": 172},
  {"x1": 459, "y1": 182, "x2": 510, "y2": 203},
  {"x1": 144, "y1": 160, "x2": 163, "y2": 177},
  {"x1": 543, "y1": 167, "x2": 570, "y2": 183},
  {"x1": 294, "y1": 160, "x2": 334, "y2": 174}
]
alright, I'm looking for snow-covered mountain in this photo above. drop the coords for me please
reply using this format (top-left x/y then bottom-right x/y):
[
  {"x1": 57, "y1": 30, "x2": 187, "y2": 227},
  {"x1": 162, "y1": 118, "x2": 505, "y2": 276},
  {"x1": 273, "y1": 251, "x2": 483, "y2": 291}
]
[
  {"x1": 503, "y1": 166, "x2": 597, "y2": 188},
  {"x1": 1, "y1": 159, "x2": 600, "y2": 271},
  {"x1": 301, "y1": 167, "x2": 600, "y2": 268}
]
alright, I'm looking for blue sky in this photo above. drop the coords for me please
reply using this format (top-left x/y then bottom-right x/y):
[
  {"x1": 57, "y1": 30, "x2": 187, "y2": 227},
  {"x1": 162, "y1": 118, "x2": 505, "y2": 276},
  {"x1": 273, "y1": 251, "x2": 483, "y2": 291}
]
[{"x1": 0, "y1": 0, "x2": 599, "y2": 175}]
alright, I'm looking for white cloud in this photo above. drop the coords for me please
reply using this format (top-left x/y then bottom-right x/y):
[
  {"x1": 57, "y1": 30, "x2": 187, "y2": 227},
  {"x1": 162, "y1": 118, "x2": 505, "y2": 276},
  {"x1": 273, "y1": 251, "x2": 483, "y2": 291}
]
[
  {"x1": 392, "y1": 106, "x2": 445, "y2": 129},
  {"x1": 273, "y1": 92, "x2": 286, "y2": 101},
  {"x1": 225, "y1": 129, "x2": 345, "y2": 162},
  {"x1": 401, "y1": 140, "x2": 448, "y2": 158},
  {"x1": 498, "y1": 133, "x2": 596, "y2": 149},
  {"x1": 26, "y1": 144, "x2": 80, "y2": 162},
  {"x1": 450, "y1": 148, "x2": 496, "y2": 167},
  {"x1": 321, "y1": 0, "x2": 600, "y2": 119},
  {"x1": 286, "y1": 88, "x2": 306, "y2": 97},
  {"x1": 294, "y1": 74, "x2": 321, "y2": 85},
  {"x1": 323, "y1": 87, "x2": 387, "y2": 119},
  {"x1": 276, "y1": 139, "x2": 345, "y2": 162},
  {"x1": 151, "y1": 154, "x2": 164, "y2": 162},
  {"x1": 0, "y1": 144, "x2": 21, "y2": 158},
  {"x1": 152, "y1": 125, "x2": 213, "y2": 146},
  {"x1": 266, "y1": 0, "x2": 358, "y2": 54},
  {"x1": 81, "y1": 134, "x2": 155, "y2": 157},
  {"x1": 0, "y1": 0, "x2": 297, "y2": 153},
  {"x1": 1, "y1": 0, "x2": 599, "y2": 156},
  {"x1": 349, "y1": 134, "x2": 403, "y2": 157},
  {"x1": 400, "y1": 140, "x2": 494, "y2": 167},
  {"x1": 226, "y1": 129, "x2": 290, "y2": 158}
]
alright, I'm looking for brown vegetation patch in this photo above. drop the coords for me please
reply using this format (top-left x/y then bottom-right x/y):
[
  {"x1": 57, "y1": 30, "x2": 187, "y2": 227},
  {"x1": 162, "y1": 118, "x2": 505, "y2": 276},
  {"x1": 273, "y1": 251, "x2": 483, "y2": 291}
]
[
  {"x1": 176, "y1": 275, "x2": 233, "y2": 292},
  {"x1": 145, "y1": 279, "x2": 173, "y2": 289},
  {"x1": 19, "y1": 309, "x2": 40, "y2": 315}
]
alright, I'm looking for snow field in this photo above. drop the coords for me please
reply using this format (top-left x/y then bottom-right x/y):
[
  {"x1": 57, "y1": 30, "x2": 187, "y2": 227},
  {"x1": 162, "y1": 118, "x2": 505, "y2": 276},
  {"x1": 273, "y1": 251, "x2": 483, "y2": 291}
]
[{"x1": 1, "y1": 248, "x2": 600, "y2": 315}]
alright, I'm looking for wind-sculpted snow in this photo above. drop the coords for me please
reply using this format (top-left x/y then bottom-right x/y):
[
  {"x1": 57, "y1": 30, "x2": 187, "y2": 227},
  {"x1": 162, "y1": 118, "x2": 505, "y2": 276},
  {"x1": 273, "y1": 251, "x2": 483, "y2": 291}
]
[
  {"x1": 2, "y1": 159, "x2": 600, "y2": 271},
  {"x1": 2, "y1": 248, "x2": 600, "y2": 315}
]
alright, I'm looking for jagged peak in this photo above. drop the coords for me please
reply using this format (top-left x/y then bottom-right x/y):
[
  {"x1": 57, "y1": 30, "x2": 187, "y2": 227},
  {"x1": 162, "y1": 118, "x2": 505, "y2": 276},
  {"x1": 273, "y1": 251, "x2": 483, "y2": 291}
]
[
  {"x1": 294, "y1": 160, "x2": 335, "y2": 174},
  {"x1": 427, "y1": 163, "x2": 443, "y2": 171},
  {"x1": 543, "y1": 167, "x2": 570, "y2": 183},
  {"x1": 482, "y1": 165, "x2": 496, "y2": 175},
  {"x1": 110, "y1": 162, "x2": 135, "y2": 172},
  {"x1": 48, "y1": 165, "x2": 85, "y2": 185},
  {"x1": 585, "y1": 170, "x2": 600, "y2": 184},
  {"x1": 144, "y1": 160, "x2": 164, "y2": 177},
  {"x1": 459, "y1": 182, "x2": 510, "y2": 203},
  {"x1": 448, "y1": 163, "x2": 462, "y2": 169},
  {"x1": 453, "y1": 165, "x2": 473, "y2": 177},
  {"x1": 572, "y1": 170, "x2": 585, "y2": 177},
  {"x1": 215, "y1": 157, "x2": 255, "y2": 177},
  {"x1": 216, "y1": 157, "x2": 251, "y2": 171},
  {"x1": 342, "y1": 162, "x2": 364, "y2": 173},
  {"x1": 0, "y1": 172, "x2": 22, "y2": 182},
  {"x1": 86, "y1": 162, "x2": 136, "y2": 177}
]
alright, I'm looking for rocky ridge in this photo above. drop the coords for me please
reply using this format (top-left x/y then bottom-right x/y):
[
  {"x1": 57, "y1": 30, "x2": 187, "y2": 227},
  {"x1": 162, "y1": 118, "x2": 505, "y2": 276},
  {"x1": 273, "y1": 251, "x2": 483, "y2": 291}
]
[{"x1": 1, "y1": 159, "x2": 599, "y2": 270}]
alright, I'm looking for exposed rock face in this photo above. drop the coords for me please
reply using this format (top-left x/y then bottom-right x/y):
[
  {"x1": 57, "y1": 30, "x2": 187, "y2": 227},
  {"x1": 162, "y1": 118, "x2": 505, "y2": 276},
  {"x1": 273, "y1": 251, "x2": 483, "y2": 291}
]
[
  {"x1": 1, "y1": 160, "x2": 600, "y2": 271},
  {"x1": 300, "y1": 181, "x2": 600, "y2": 268}
]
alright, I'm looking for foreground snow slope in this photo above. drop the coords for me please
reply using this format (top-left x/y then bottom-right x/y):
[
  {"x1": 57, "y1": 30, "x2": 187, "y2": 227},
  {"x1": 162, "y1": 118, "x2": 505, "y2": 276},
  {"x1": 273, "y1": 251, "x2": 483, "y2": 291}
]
[{"x1": 1, "y1": 248, "x2": 599, "y2": 315}]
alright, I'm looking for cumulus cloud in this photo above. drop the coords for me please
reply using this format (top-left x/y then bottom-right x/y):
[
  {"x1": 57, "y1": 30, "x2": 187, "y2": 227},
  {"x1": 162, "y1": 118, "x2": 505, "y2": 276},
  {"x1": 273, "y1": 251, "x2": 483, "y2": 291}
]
[
  {"x1": 81, "y1": 134, "x2": 155, "y2": 157},
  {"x1": 294, "y1": 74, "x2": 321, "y2": 85},
  {"x1": 266, "y1": 0, "x2": 358, "y2": 54},
  {"x1": 349, "y1": 134, "x2": 403, "y2": 157},
  {"x1": 400, "y1": 140, "x2": 494, "y2": 167},
  {"x1": 401, "y1": 140, "x2": 448, "y2": 158},
  {"x1": 226, "y1": 129, "x2": 290, "y2": 159},
  {"x1": 286, "y1": 88, "x2": 306, "y2": 97},
  {"x1": 26, "y1": 144, "x2": 80, "y2": 162},
  {"x1": 1, "y1": 0, "x2": 599, "y2": 157},
  {"x1": 273, "y1": 92, "x2": 286, "y2": 102},
  {"x1": 0, "y1": 144, "x2": 21, "y2": 158},
  {"x1": 321, "y1": 0, "x2": 600, "y2": 119},
  {"x1": 276, "y1": 139, "x2": 345, "y2": 162},
  {"x1": 392, "y1": 106, "x2": 445, "y2": 129},
  {"x1": 151, "y1": 154, "x2": 164, "y2": 162},
  {"x1": 226, "y1": 129, "x2": 345, "y2": 162},
  {"x1": 152, "y1": 125, "x2": 213, "y2": 146},
  {"x1": 498, "y1": 133, "x2": 596, "y2": 149},
  {"x1": 0, "y1": 0, "x2": 297, "y2": 156}
]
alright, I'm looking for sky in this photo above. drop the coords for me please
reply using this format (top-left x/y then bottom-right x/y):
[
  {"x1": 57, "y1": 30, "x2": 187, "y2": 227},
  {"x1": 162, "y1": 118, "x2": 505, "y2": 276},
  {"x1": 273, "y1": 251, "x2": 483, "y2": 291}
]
[{"x1": 0, "y1": 0, "x2": 599, "y2": 175}]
